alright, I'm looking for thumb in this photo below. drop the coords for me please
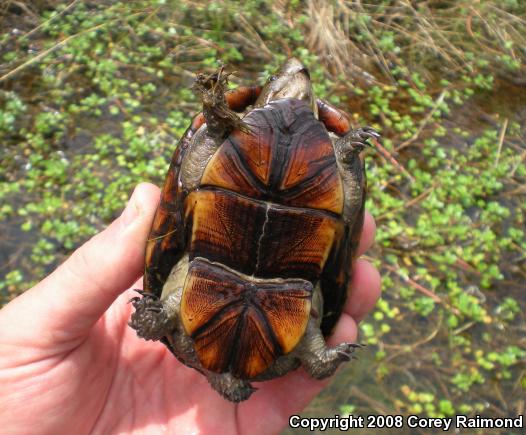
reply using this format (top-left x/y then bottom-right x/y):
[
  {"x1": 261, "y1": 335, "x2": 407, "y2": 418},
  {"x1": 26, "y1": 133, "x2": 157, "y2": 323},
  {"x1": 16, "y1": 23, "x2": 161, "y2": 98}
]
[{"x1": 0, "y1": 183, "x2": 160, "y2": 348}]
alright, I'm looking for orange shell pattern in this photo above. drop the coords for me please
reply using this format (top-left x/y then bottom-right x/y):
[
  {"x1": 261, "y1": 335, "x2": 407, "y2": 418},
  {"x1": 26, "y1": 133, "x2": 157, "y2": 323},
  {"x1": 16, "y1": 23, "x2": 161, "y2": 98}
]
[
  {"x1": 185, "y1": 189, "x2": 342, "y2": 281},
  {"x1": 182, "y1": 99, "x2": 345, "y2": 377},
  {"x1": 201, "y1": 99, "x2": 344, "y2": 214},
  {"x1": 181, "y1": 258, "x2": 312, "y2": 378}
]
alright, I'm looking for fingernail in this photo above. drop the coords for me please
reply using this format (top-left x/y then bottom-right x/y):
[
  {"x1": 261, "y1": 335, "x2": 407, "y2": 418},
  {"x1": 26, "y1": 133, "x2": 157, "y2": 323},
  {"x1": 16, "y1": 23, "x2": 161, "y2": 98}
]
[{"x1": 121, "y1": 188, "x2": 140, "y2": 226}]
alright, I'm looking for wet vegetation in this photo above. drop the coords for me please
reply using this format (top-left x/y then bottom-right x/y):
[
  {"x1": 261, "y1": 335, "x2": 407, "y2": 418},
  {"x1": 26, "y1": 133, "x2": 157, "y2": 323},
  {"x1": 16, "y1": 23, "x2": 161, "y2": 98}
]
[{"x1": 1, "y1": 0, "x2": 525, "y2": 428}]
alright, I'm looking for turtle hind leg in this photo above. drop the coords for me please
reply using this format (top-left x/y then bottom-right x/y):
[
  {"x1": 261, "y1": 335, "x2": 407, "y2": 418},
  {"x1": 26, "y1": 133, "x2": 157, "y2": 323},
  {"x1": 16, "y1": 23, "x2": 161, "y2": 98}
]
[
  {"x1": 207, "y1": 372, "x2": 257, "y2": 403},
  {"x1": 298, "y1": 318, "x2": 361, "y2": 379},
  {"x1": 193, "y1": 67, "x2": 248, "y2": 139},
  {"x1": 129, "y1": 291, "x2": 172, "y2": 341}
]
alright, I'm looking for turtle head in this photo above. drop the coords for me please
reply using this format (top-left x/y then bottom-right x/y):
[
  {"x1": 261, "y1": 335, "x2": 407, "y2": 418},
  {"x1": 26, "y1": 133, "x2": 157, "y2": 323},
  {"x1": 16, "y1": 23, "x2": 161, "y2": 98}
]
[{"x1": 255, "y1": 58, "x2": 317, "y2": 114}]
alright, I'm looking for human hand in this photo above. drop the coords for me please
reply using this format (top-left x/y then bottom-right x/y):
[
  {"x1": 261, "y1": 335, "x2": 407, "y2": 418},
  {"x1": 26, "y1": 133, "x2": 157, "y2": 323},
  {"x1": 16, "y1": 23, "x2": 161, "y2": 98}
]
[{"x1": 0, "y1": 183, "x2": 380, "y2": 435}]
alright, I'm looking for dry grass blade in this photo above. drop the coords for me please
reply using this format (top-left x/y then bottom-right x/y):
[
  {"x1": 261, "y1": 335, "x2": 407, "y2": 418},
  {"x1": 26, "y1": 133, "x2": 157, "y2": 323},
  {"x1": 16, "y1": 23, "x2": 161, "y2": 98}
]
[
  {"x1": 0, "y1": 11, "x2": 146, "y2": 83},
  {"x1": 397, "y1": 90, "x2": 447, "y2": 151},
  {"x1": 304, "y1": 0, "x2": 373, "y2": 79},
  {"x1": 494, "y1": 118, "x2": 508, "y2": 167},
  {"x1": 20, "y1": 0, "x2": 80, "y2": 40},
  {"x1": 235, "y1": 13, "x2": 273, "y2": 61}
]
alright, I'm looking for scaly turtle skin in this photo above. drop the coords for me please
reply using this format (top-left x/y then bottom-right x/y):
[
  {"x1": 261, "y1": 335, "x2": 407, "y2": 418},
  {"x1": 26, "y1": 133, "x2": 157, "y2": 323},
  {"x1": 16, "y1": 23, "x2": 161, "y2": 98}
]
[{"x1": 129, "y1": 59, "x2": 378, "y2": 402}]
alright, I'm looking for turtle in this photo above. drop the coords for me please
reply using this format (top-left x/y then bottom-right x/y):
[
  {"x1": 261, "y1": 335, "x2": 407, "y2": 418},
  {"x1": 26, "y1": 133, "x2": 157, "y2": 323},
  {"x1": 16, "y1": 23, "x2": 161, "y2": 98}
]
[{"x1": 129, "y1": 58, "x2": 379, "y2": 402}]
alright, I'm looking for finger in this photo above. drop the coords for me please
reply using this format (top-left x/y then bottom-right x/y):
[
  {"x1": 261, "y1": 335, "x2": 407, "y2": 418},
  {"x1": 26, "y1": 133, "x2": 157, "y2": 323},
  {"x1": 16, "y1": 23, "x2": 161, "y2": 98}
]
[
  {"x1": 326, "y1": 312, "x2": 358, "y2": 346},
  {"x1": 345, "y1": 259, "x2": 382, "y2": 322},
  {"x1": 356, "y1": 210, "x2": 376, "y2": 257},
  {"x1": 240, "y1": 314, "x2": 357, "y2": 435},
  {"x1": 0, "y1": 183, "x2": 160, "y2": 347}
]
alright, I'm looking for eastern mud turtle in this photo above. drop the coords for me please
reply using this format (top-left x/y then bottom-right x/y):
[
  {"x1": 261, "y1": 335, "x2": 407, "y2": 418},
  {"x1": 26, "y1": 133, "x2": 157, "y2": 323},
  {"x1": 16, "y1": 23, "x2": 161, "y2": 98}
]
[{"x1": 129, "y1": 58, "x2": 378, "y2": 402}]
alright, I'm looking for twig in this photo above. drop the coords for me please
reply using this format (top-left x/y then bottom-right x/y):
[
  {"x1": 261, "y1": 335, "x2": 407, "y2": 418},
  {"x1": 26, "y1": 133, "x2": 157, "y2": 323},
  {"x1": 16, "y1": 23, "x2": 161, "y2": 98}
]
[
  {"x1": 494, "y1": 118, "x2": 508, "y2": 167},
  {"x1": 384, "y1": 264, "x2": 460, "y2": 315},
  {"x1": 383, "y1": 313, "x2": 442, "y2": 360},
  {"x1": 349, "y1": 386, "x2": 393, "y2": 415},
  {"x1": 20, "y1": 0, "x2": 80, "y2": 40},
  {"x1": 454, "y1": 258, "x2": 480, "y2": 275},
  {"x1": 452, "y1": 321, "x2": 476, "y2": 335},
  {"x1": 0, "y1": 12, "x2": 145, "y2": 83},
  {"x1": 377, "y1": 183, "x2": 434, "y2": 222},
  {"x1": 0, "y1": 24, "x2": 105, "y2": 83},
  {"x1": 396, "y1": 89, "x2": 447, "y2": 151},
  {"x1": 2, "y1": 1, "x2": 39, "y2": 23},
  {"x1": 503, "y1": 184, "x2": 526, "y2": 197},
  {"x1": 373, "y1": 138, "x2": 416, "y2": 183}
]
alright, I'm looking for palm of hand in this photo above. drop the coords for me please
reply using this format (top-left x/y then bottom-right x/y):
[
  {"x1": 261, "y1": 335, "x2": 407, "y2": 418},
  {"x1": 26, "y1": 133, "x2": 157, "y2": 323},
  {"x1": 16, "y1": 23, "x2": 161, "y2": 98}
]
[
  {"x1": 0, "y1": 184, "x2": 379, "y2": 435},
  {"x1": 67, "y1": 293, "x2": 331, "y2": 434},
  {"x1": 1, "y1": 291, "x2": 352, "y2": 434}
]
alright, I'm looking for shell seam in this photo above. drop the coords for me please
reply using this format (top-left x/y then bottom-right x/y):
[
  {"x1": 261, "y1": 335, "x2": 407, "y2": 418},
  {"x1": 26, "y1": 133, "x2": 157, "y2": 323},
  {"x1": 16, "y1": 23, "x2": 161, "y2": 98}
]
[{"x1": 254, "y1": 202, "x2": 270, "y2": 275}]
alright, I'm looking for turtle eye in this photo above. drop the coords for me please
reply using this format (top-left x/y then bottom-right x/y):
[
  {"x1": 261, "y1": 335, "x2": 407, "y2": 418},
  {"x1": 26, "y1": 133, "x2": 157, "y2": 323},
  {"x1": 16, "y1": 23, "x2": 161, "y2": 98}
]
[{"x1": 268, "y1": 75, "x2": 277, "y2": 82}]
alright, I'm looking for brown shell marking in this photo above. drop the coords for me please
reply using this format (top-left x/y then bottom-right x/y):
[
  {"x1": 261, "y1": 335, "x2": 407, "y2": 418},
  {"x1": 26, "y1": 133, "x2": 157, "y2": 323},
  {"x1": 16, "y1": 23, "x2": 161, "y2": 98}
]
[
  {"x1": 143, "y1": 111, "x2": 206, "y2": 295},
  {"x1": 314, "y1": 100, "x2": 368, "y2": 336},
  {"x1": 321, "y1": 152, "x2": 366, "y2": 336},
  {"x1": 181, "y1": 258, "x2": 312, "y2": 378},
  {"x1": 185, "y1": 189, "x2": 342, "y2": 281},
  {"x1": 200, "y1": 98, "x2": 344, "y2": 214},
  {"x1": 144, "y1": 86, "x2": 264, "y2": 296}
]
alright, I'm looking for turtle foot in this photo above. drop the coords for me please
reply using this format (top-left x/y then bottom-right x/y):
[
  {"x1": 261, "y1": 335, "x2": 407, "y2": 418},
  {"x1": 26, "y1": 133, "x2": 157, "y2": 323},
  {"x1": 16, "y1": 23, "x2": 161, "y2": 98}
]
[
  {"x1": 298, "y1": 318, "x2": 363, "y2": 379},
  {"x1": 352, "y1": 126, "x2": 380, "y2": 143},
  {"x1": 337, "y1": 126, "x2": 380, "y2": 163},
  {"x1": 303, "y1": 342, "x2": 362, "y2": 380},
  {"x1": 193, "y1": 67, "x2": 248, "y2": 138},
  {"x1": 128, "y1": 290, "x2": 172, "y2": 341},
  {"x1": 207, "y1": 372, "x2": 257, "y2": 403}
]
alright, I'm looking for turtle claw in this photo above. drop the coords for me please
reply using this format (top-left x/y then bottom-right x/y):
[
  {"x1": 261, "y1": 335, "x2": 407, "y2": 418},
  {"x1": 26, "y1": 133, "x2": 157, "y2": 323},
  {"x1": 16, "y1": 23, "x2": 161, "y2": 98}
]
[
  {"x1": 302, "y1": 342, "x2": 363, "y2": 380},
  {"x1": 337, "y1": 127, "x2": 379, "y2": 163},
  {"x1": 351, "y1": 126, "x2": 380, "y2": 145},
  {"x1": 357, "y1": 126, "x2": 381, "y2": 140},
  {"x1": 129, "y1": 291, "x2": 172, "y2": 341},
  {"x1": 334, "y1": 342, "x2": 360, "y2": 361},
  {"x1": 343, "y1": 343, "x2": 365, "y2": 362}
]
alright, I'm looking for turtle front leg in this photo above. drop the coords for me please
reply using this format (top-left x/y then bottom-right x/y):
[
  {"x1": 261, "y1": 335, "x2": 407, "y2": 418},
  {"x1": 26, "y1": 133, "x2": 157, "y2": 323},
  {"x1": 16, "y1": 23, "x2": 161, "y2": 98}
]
[
  {"x1": 129, "y1": 291, "x2": 173, "y2": 341},
  {"x1": 297, "y1": 318, "x2": 361, "y2": 379},
  {"x1": 335, "y1": 126, "x2": 380, "y2": 163},
  {"x1": 225, "y1": 85, "x2": 261, "y2": 112},
  {"x1": 193, "y1": 67, "x2": 249, "y2": 139},
  {"x1": 317, "y1": 98, "x2": 352, "y2": 136}
]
